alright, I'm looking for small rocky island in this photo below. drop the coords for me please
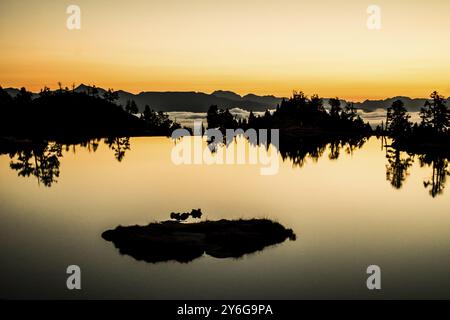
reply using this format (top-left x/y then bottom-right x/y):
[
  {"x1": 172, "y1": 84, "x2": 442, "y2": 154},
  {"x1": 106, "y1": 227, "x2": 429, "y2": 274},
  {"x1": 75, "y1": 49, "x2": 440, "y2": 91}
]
[{"x1": 102, "y1": 217, "x2": 296, "y2": 263}]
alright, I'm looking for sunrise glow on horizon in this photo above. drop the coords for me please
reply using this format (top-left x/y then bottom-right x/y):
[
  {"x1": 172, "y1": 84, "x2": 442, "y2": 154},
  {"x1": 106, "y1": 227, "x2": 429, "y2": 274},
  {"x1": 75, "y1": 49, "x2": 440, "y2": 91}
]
[{"x1": 1, "y1": 0, "x2": 449, "y2": 101}]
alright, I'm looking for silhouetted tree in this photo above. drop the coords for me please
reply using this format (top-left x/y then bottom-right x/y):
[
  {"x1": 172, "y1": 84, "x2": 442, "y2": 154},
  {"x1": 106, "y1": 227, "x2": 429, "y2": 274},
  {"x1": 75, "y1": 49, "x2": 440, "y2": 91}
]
[
  {"x1": 140, "y1": 104, "x2": 180, "y2": 134},
  {"x1": 141, "y1": 105, "x2": 154, "y2": 122},
  {"x1": 103, "y1": 88, "x2": 119, "y2": 104},
  {"x1": 206, "y1": 105, "x2": 238, "y2": 130},
  {"x1": 248, "y1": 111, "x2": 256, "y2": 127},
  {"x1": 125, "y1": 99, "x2": 139, "y2": 114},
  {"x1": 39, "y1": 86, "x2": 52, "y2": 98},
  {"x1": 329, "y1": 97, "x2": 342, "y2": 119},
  {"x1": 91, "y1": 85, "x2": 99, "y2": 97},
  {"x1": 386, "y1": 99, "x2": 411, "y2": 142},
  {"x1": 207, "y1": 105, "x2": 220, "y2": 128},
  {"x1": 342, "y1": 102, "x2": 358, "y2": 122},
  {"x1": 15, "y1": 87, "x2": 32, "y2": 105},
  {"x1": 220, "y1": 91, "x2": 372, "y2": 136},
  {"x1": 309, "y1": 94, "x2": 325, "y2": 113},
  {"x1": 0, "y1": 86, "x2": 13, "y2": 106},
  {"x1": 420, "y1": 91, "x2": 449, "y2": 134}
]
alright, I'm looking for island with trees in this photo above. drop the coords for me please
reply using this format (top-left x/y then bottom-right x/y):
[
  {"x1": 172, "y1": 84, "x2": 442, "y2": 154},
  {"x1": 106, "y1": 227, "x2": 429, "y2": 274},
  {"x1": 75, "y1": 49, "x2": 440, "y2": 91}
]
[
  {"x1": 379, "y1": 91, "x2": 449, "y2": 197},
  {"x1": 0, "y1": 85, "x2": 180, "y2": 140},
  {"x1": 381, "y1": 91, "x2": 449, "y2": 155},
  {"x1": 206, "y1": 91, "x2": 373, "y2": 165},
  {"x1": 102, "y1": 215, "x2": 296, "y2": 263},
  {"x1": 207, "y1": 91, "x2": 372, "y2": 137}
]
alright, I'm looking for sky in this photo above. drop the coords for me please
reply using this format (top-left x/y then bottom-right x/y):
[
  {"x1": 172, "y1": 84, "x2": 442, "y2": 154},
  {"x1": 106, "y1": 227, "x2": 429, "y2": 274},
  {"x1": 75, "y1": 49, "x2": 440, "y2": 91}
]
[{"x1": 0, "y1": 0, "x2": 449, "y2": 101}]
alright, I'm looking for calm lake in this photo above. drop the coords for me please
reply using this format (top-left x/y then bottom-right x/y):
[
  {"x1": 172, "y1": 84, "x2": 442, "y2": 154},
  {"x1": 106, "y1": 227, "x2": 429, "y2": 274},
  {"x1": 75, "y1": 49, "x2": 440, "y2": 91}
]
[{"x1": 0, "y1": 136, "x2": 449, "y2": 299}]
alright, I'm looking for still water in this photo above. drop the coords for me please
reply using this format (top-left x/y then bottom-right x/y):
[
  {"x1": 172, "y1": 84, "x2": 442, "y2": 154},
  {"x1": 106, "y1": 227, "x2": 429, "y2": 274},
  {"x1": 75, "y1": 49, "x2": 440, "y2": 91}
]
[{"x1": 0, "y1": 136, "x2": 449, "y2": 299}]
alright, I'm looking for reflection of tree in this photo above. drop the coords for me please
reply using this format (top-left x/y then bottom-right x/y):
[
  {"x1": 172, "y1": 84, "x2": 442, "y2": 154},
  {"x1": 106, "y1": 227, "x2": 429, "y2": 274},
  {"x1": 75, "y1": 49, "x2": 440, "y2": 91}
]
[
  {"x1": 79, "y1": 139, "x2": 100, "y2": 153},
  {"x1": 105, "y1": 137, "x2": 130, "y2": 162},
  {"x1": 385, "y1": 146, "x2": 449, "y2": 197},
  {"x1": 329, "y1": 141, "x2": 340, "y2": 160},
  {"x1": 280, "y1": 136, "x2": 367, "y2": 167},
  {"x1": 9, "y1": 142, "x2": 63, "y2": 187},
  {"x1": 4, "y1": 137, "x2": 133, "y2": 187},
  {"x1": 279, "y1": 137, "x2": 324, "y2": 167},
  {"x1": 65, "y1": 139, "x2": 100, "y2": 154},
  {"x1": 419, "y1": 155, "x2": 450, "y2": 198},
  {"x1": 385, "y1": 148, "x2": 413, "y2": 189},
  {"x1": 343, "y1": 137, "x2": 367, "y2": 156}
]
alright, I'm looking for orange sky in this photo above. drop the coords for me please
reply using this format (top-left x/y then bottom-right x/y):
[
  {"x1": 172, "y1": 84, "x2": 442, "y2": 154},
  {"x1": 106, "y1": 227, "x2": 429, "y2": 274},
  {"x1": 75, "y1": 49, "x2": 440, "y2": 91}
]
[{"x1": 0, "y1": 0, "x2": 449, "y2": 101}]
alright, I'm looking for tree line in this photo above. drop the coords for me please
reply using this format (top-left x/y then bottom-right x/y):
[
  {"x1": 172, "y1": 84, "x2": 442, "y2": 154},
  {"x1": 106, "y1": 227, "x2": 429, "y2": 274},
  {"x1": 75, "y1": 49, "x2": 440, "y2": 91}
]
[
  {"x1": 0, "y1": 85, "x2": 180, "y2": 138},
  {"x1": 206, "y1": 91, "x2": 372, "y2": 135},
  {"x1": 380, "y1": 91, "x2": 449, "y2": 151}
]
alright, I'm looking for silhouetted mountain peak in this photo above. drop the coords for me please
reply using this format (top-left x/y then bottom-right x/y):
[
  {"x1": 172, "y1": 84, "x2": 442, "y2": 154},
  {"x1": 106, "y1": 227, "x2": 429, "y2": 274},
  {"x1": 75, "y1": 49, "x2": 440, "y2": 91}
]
[
  {"x1": 74, "y1": 84, "x2": 91, "y2": 92},
  {"x1": 4, "y1": 87, "x2": 20, "y2": 97},
  {"x1": 244, "y1": 93, "x2": 277, "y2": 99},
  {"x1": 355, "y1": 96, "x2": 450, "y2": 112},
  {"x1": 212, "y1": 90, "x2": 242, "y2": 101},
  {"x1": 74, "y1": 84, "x2": 106, "y2": 95}
]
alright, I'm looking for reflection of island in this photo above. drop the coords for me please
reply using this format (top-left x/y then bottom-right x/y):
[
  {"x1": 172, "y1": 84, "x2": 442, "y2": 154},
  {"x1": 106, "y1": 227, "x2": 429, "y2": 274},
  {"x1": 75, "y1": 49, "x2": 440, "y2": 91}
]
[
  {"x1": 384, "y1": 145, "x2": 449, "y2": 197},
  {"x1": 8, "y1": 141, "x2": 62, "y2": 187},
  {"x1": 204, "y1": 129, "x2": 368, "y2": 168},
  {"x1": 279, "y1": 135, "x2": 367, "y2": 167},
  {"x1": 102, "y1": 219, "x2": 296, "y2": 263},
  {"x1": 1, "y1": 137, "x2": 132, "y2": 187}
]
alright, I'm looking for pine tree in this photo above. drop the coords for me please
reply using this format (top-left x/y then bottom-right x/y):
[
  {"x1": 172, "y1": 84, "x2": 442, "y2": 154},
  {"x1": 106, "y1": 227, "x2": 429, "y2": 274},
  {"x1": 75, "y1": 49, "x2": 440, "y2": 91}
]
[
  {"x1": 420, "y1": 91, "x2": 449, "y2": 134},
  {"x1": 386, "y1": 99, "x2": 411, "y2": 141}
]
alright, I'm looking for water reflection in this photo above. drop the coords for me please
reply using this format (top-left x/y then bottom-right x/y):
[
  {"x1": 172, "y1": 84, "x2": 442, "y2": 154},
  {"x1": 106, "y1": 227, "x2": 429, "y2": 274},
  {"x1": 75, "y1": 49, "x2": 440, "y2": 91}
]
[
  {"x1": 383, "y1": 144, "x2": 449, "y2": 197},
  {"x1": 279, "y1": 135, "x2": 368, "y2": 167},
  {"x1": 2, "y1": 137, "x2": 131, "y2": 187},
  {"x1": 385, "y1": 148, "x2": 414, "y2": 189},
  {"x1": 105, "y1": 137, "x2": 131, "y2": 162},
  {"x1": 204, "y1": 132, "x2": 368, "y2": 167},
  {"x1": 1, "y1": 136, "x2": 449, "y2": 197},
  {"x1": 70, "y1": 139, "x2": 100, "y2": 153},
  {"x1": 419, "y1": 154, "x2": 450, "y2": 198},
  {"x1": 9, "y1": 142, "x2": 63, "y2": 187}
]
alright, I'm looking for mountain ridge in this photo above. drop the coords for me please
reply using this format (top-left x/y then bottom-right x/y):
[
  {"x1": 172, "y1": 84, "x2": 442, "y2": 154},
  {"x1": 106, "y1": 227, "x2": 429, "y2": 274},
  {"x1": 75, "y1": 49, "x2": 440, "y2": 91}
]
[{"x1": 3, "y1": 85, "x2": 449, "y2": 113}]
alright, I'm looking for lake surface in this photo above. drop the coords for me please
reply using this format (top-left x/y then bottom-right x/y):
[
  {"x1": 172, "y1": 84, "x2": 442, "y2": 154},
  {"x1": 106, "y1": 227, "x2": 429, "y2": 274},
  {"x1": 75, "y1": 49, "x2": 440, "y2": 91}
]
[{"x1": 0, "y1": 136, "x2": 449, "y2": 299}]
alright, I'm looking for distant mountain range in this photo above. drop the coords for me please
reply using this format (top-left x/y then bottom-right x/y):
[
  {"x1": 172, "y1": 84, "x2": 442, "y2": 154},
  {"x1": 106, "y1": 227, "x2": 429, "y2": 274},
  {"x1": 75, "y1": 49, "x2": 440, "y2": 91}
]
[
  {"x1": 354, "y1": 96, "x2": 449, "y2": 113},
  {"x1": 3, "y1": 85, "x2": 449, "y2": 113},
  {"x1": 75, "y1": 85, "x2": 285, "y2": 112}
]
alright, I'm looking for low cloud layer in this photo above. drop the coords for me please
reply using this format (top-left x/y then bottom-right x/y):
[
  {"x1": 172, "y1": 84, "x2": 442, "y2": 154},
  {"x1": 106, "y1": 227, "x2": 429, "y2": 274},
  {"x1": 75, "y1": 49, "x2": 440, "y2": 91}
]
[
  {"x1": 168, "y1": 108, "x2": 267, "y2": 128},
  {"x1": 168, "y1": 108, "x2": 422, "y2": 129}
]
